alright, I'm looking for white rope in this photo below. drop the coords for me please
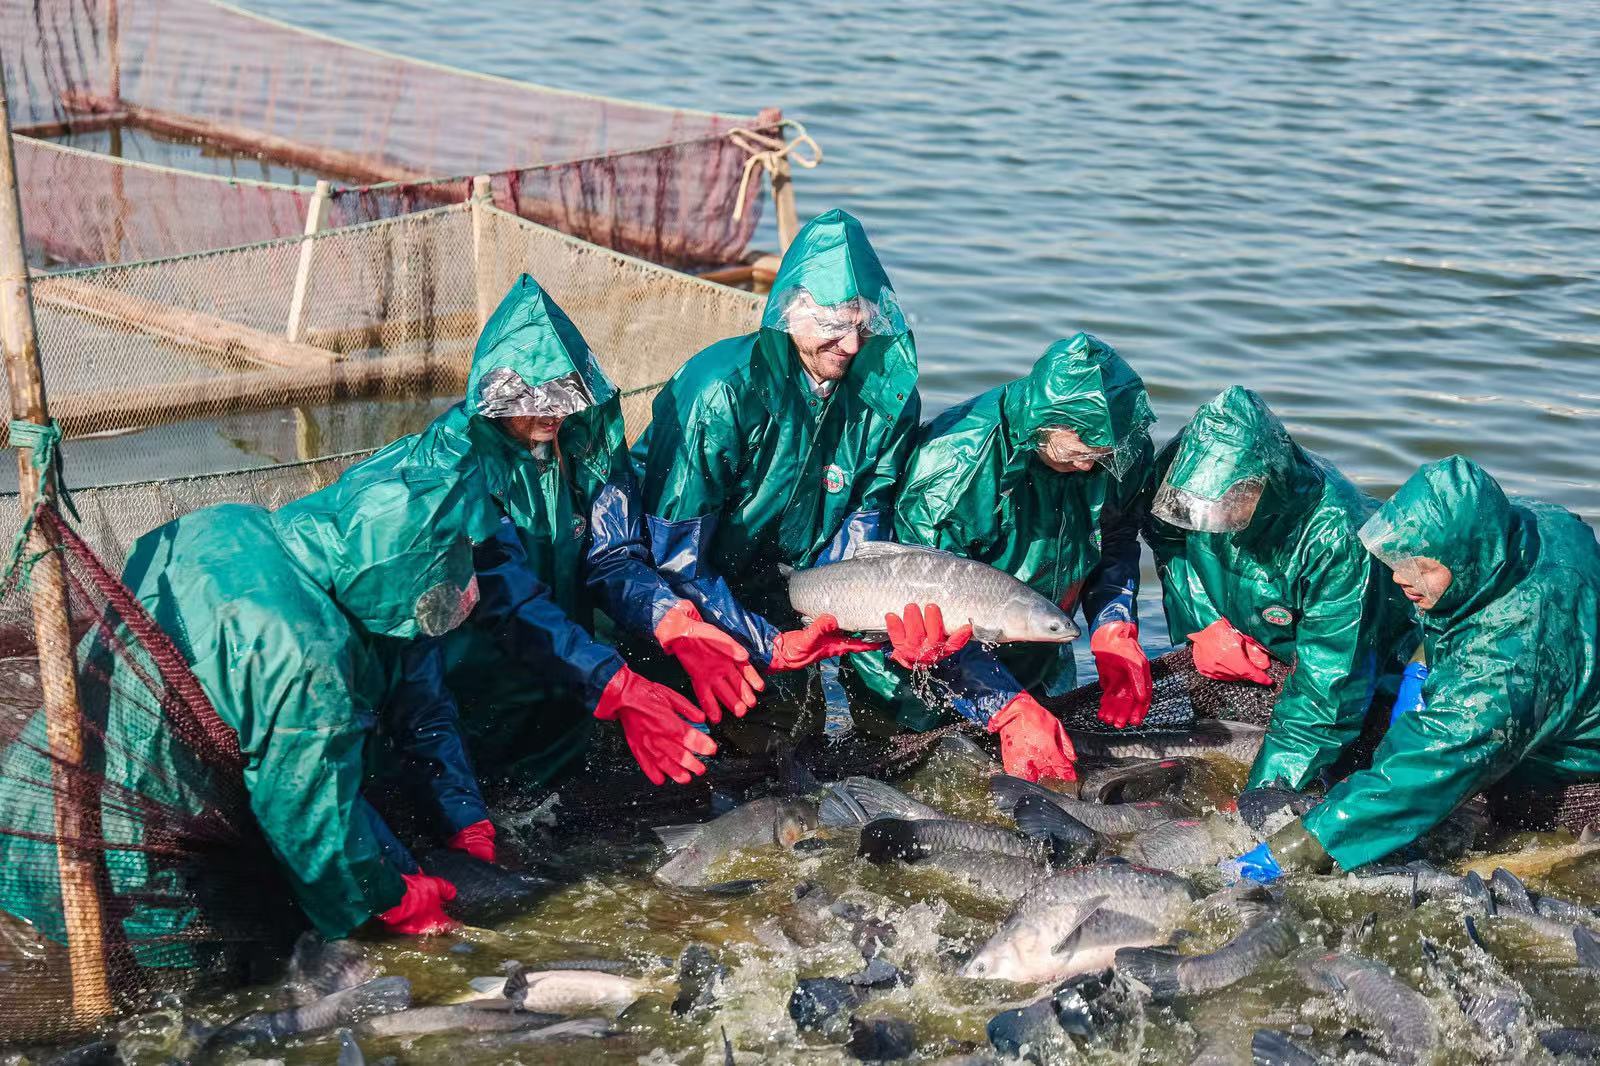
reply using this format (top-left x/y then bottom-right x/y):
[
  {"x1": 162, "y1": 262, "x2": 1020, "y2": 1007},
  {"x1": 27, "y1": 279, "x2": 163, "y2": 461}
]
[{"x1": 728, "y1": 120, "x2": 823, "y2": 223}]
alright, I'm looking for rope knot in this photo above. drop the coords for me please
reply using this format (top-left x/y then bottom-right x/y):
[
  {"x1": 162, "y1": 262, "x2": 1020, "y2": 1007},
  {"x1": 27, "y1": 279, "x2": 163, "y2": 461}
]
[{"x1": 729, "y1": 120, "x2": 823, "y2": 223}]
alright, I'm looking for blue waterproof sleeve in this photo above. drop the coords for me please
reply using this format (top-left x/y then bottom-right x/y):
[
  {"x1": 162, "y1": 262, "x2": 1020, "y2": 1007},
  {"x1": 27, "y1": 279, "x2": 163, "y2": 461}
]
[
  {"x1": 475, "y1": 518, "x2": 624, "y2": 706},
  {"x1": 584, "y1": 470, "x2": 682, "y2": 637},
  {"x1": 818, "y1": 509, "x2": 887, "y2": 565},
  {"x1": 647, "y1": 511, "x2": 782, "y2": 664},
  {"x1": 360, "y1": 798, "x2": 420, "y2": 875},
  {"x1": 939, "y1": 643, "x2": 1025, "y2": 725},
  {"x1": 385, "y1": 641, "x2": 489, "y2": 835},
  {"x1": 1081, "y1": 488, "x2": 1141, "y2": 631}
]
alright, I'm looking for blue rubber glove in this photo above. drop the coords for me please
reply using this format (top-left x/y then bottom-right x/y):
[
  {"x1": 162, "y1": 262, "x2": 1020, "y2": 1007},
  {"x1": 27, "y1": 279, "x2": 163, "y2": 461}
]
[
  {"x1": 1389, "y1": 661, "x2": 1429, "y2": 728},
  {"x1": 1219, "y1": 842, "x2": 1283, "y2": 885}
]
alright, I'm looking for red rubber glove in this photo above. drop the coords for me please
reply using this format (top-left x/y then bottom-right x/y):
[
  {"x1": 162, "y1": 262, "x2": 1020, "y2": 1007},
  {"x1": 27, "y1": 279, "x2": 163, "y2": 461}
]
[
  {"x1": 987, "y1": 693, "x2": 1078, "y2": 784},
  {"x1": 884, "y1": 603, "x2": 974, "y2": 669},
  {"x1": 377, "y1": 871, "x2": 458, "y2": 936},
  {"x1": 594, "y1": 666, "x2": 718, "y2": 786},
  {"x1": 654, "y1": 600, "x2": 764, "y2": 723},
  {"x1": 1091, "y1": 621, "x2": 1153, "y2": 728},
  {"x1": 767, "y1": 614, "x2": 883, "y2": 672},
  {"x1": 1188, "y1": 619, "x2": 1273, "y2": 685},
  {"x1": 446, "y1": 819, "x2": 497, "y2": 864}
]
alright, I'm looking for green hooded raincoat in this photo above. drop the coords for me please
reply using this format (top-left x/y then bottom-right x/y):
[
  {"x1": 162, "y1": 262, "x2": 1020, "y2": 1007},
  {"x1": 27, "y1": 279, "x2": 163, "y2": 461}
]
[
  {"x1": 1146, "y1": 387, "x2": 1415, "y2": 790},
  {"x1": 1301, "y1": 456, "x2": 1600, "y2": 870}
]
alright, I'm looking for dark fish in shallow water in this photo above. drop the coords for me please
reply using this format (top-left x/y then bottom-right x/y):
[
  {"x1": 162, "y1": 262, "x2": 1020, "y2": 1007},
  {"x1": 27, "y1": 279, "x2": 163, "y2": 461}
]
[
  {"x1": 355, "y1": 1004, "x2": 564, "y2": 1038},
  {"x1": 1067, "y1": 720, "x2": 1266, "y2": 764},
  {"x1": 820, "y1": 776, "x2": 946, "y2": 826},
  {"x1": 1122, "y1": 813, "x2": 1257, "y2": 871},
  {"x1": 673, "y1": 942, "x2": 727, "y2": 1016},
  {"x1": 1420, "y1": 935, "x2": 1527, "y2": 1055},
  {"x1": 962, "y1": 863, "x2": 1197, "y2": 983},
  {"x1": 287, "y1": 933, "x2": 375, "y2": 1006},
  {"x1": 789, "y1": 977, "x2": 866, "y2": 1038},
  {"x1": 1540, "y1": 1027, "x2": 1600, "y2": 1059},
  {"x1": 786, "y1": 542, "x2": 1080, "y2": 643},
  {"x1": 1116, "y1": 892, "x2": 1297, "y2": 1000},
  {"x1": 990, "y1": 773, "x2": 1189, "y2": 834},
  {"x1": 654, "y1": 797, "x2": 819, "y2": 886},
  {"x1": 1080, "y1": 757, "x2": 1196, "y2": 804},
  {"x1": 1296, "y1": 950, "x2": 1436, "y2": 1065},
  {"x1": 859, "y1": 816, "x2": 1044, "y2": 864},
  {"x1": 919, "y1": 848, "x2": 1056, "y2": 903},
  {"x1": 847, "y1": 1015, "x2": 917, "y2": 1061},
  {"x1": 205, "y1": 976, "x2": 412, "y2": 1047},
  {"x1": 986, "y1": 996, "x2": 1076, "y2": 1065},
  {"x1": 419, "y1": 848, "x2": 554, "y2": 924}
]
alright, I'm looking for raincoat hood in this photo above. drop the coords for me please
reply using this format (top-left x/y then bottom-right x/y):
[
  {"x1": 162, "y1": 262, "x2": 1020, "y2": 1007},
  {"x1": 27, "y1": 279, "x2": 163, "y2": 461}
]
[
  {"x1": 1361, "y1": 455, "x2": 1530, "y2": 626},
  {"x1": 467, "y1": 274, "x2": 624, "y2": 488},
  {"x1": 1001, "y1": 333, "x2": 1155, "y2": 477},
  {"x1": 1155, "y1": 386, "x2": 1321, "y2": 534},
  {"x1": 272, "y1": 469, "x2": 493, "y2": 642},
  {"x1": 758, "y1": 209, "x2": 915, "y2": 420}
]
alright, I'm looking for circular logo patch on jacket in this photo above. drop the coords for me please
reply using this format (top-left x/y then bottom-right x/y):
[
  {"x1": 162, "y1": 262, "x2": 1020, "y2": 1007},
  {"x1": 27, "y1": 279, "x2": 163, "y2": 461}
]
[
  {"x1": 823, "y1": 464, "x2": 847, "y2": 494},
  {"x1": 571, "y1": 514, "x2": 588, "y2": 540},
  {"x1": 1261, "y1": 605, "x2": 1294, "y2": 626}
]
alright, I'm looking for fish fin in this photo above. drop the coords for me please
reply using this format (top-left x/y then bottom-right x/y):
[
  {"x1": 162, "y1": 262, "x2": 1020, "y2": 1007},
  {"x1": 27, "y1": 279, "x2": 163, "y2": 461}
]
[
  {"x1": 1575, "y1": 925, "x2": 1600, "y2": 971},
  {"x1": 1489, "y1": 867, "x2": 1536, "y2": 913},
  {"x1": 1410, "y1": 869, "x2": 1420, "y2": 911},
  {"x1": 336, "y1": 1028, "x2": 364, "y2": 1066},
  {"x1": 818, "y1": 784, "x2": 872, "y2": 828},
  {"x1": 1346, "y1": 911, "x2": 1376, "y2": 948},
  {"x1": 1462, "y1": 870, "x2": 1496, "y2": 915},
  {"x1": 652, "y1": 823, "x2": 704, "y2": 852},
  {"x1": 1251, "y1": 1029, "x2": 1323, "y2": 1066},
  {"x1": 839, "y1": 777, "x2": 932, "y2": 820},
  {"x1": 1049, "y1": 895, "x2": 1110, "y2": 955},
  {"x1": 987, "y1": 772, "x2": 1058, "y2": 814},
  {"x1": 857, "y1": 818, "x2": 922, "y2": 864},
  {"x1": 1463, "y1": 915, "x2": 1488, "y2": 953},
  {"x1": 778, "y1": 563, "x2": 794, "y2": 577},
  {"x1": 722, "y1": 1025, "x2": 735, "y2": 1066},
  {"x1": 1113, "y1": 945, "x2": 1183, "y2": 1000},
  {"x1": 1581, "y1": 825, "x2": 1598, "y2": 844},
  {"x1": 847, "y1": 541, "x2": 952, "y2": 561},
  {"x1": 502, "y1": 963, "x2": 528, "y2": 1005},
  {"x1": 1011, "y1": 795, "x2": 1099, "y2": 863},
  {"x1": 468, "y1": 976, "x2": 506, "y2": 995}
]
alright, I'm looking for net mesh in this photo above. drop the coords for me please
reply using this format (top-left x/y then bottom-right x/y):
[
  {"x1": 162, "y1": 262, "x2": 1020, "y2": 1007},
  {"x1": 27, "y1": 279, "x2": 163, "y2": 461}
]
[
  {"x1": 0, "y1": 504, "x2": 291, "y2": 1045},
  {"x1": 5, "y1": 0, "x2": 777, "y2": 271},
  {"x1": 21, "y1": 203, "x2": 760, "y2": 488}
]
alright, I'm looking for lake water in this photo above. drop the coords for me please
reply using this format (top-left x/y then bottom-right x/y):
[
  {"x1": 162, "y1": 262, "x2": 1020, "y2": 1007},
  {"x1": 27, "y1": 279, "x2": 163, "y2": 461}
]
[{"x1": 241, "y1": 0, "x2": 1600, "y2": 523}]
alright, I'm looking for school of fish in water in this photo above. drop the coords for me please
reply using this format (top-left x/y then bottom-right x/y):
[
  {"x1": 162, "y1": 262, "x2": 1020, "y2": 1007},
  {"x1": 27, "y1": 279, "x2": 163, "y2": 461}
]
[{"x1": 26, "y1": 719, "x2": 1600, "y2": 1066}]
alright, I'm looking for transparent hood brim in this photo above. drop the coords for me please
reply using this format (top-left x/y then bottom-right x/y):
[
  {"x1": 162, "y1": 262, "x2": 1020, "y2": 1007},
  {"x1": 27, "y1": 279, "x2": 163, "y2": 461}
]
[
  {"x1": 1034, "y1": 423, "x2": 1151, "y2": 481},
  {"x1": 1151, "y1": 477, "x2": 1265, "y2": 533},
  {"x1": 1358, "y1": 511, "x2": 1426, "y2": 580},
  {"x1": 475, "y1": 367, "x2": 595, "y2": 419},
  {"x1": 767, "y1": 287, "x2": 907, "y2": 340}
]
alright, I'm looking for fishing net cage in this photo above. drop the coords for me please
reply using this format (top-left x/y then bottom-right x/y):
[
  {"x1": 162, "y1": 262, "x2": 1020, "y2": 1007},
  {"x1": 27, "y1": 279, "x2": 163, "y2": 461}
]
[
  {"x1": 0, "y1": 502, "x2": 299, "y2": 1046},
  {"x1": 1044, "y1": 645, "x2": 1290, "y2": 732},
  {"x1": 9, "y1": 201, "x2": 761, "y2": 490},
  {"x1": 4, "y1": 0, "x2": 791, "y2": 272}
]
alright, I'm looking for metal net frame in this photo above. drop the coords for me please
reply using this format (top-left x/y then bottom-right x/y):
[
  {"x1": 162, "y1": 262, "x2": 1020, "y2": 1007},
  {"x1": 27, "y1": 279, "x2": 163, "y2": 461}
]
[{"x1": 5, "y1": 0, "x2": 785, "y2": 271}]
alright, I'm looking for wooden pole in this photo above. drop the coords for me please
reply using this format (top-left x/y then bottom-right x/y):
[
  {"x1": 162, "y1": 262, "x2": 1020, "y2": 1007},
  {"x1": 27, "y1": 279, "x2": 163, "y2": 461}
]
[
  {"x1": 105, "y1": 0, "x2": 121, "y2": 105},
  {"x1": 0, "y1": 57, "x2": 113, "y2": 1025},
  {"x1": 285, "y1": 179, "x2": 331, "y2": 343},
  {"x1": 771, "y1": 157, "x2": 799, "y2": 252},
  {"x1": 470, "y1": 175, "x2": 495, "y2": 328}
]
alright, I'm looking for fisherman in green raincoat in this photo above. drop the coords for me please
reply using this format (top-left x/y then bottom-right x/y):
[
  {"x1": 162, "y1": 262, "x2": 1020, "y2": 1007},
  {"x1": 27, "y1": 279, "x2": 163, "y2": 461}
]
[
  {"x1": 1232, "y1": 456, "x2": 1600, "y2": 877},
  {"x1": 861, "y1": 334, "x2": 1158, "y2": 781},
  {"x1": 634, "y1": 209, "x2": 925, "y2": 690},
  {"x1": 0, "y1": 468, "x2": 498, "y2": 947},
  {"x1": 334, "y1": 275, "x2": 743, "y2": 804},
  {"x1": 1146, "y1": 387, "x2": 1415, "y2": 792}
]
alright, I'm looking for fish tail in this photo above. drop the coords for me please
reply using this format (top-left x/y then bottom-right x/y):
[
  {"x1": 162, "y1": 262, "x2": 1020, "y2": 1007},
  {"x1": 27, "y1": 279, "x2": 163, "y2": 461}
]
[
  {"x1": 987, "y1": 773, "x2": 1059, "y2": 814},
  {"x1": 819, "y1": 783, "x2": 872, "y2": 827},
  {"x1": 857, "y1": 818, "x2": 923, "y2": 864},
  {"x1": 1251, "y1": 1029, "x2": 1323, "y2": 1066},
  {"x1": 1011, "y1": 795, "x2": 1098, "y2": 863},
  {"x1": 1113, "y1": 945, "x2": 1182, "y2": 1000},
  {"x1": 1575, "y1": 926, "x2": 1600, "y2": 971},
  {"x1": 345, "y1": 976, "x2": 413, "y2": 1023},
  {"x1": 838, "y1": 777, "x2": 930, "y2": 820},
  {"x1": 1489, "y1": 867, "x2": 1535, "y2": 913}
]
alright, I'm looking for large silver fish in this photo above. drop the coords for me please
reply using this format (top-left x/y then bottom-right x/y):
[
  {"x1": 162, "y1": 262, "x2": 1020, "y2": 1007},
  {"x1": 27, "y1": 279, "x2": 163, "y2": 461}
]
[{"x1": 785, "y1": 542, "x2": 1079, "y2": 643}]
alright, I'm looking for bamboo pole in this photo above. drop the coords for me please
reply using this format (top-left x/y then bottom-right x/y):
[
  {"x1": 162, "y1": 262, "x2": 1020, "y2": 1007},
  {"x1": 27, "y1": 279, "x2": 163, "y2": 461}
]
[
  {"x1": 0, "y1": 57, "x2": 113, "y2": 1025},
  {"x1": 470, "y1": 175, "x2": 495, "y2": 328},
  {"x1": 286, "y1": 179, "x2": 331, "y2": 343},
  {"x1": 105, "y1": 0, "x2": 121, "y2": 105}
]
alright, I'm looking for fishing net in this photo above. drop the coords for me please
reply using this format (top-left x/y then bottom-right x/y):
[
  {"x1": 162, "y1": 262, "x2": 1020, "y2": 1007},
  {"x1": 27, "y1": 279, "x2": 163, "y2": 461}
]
[
  {"x1": 12, "y1": 202, "x2": 760, "y2": 489},
  {"x1": 1487, "y1": 780, "x2": 1600, "y2": 834},
  {"x1": 4, "y1": 0, "x2": 785, "y2": 271},
  {"x1": 1043, "y1": 645, "x2": 1289, "y2": 732},
  {"x1": 0, "y1": 502, "x2": 293, "y2": 1045}
]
